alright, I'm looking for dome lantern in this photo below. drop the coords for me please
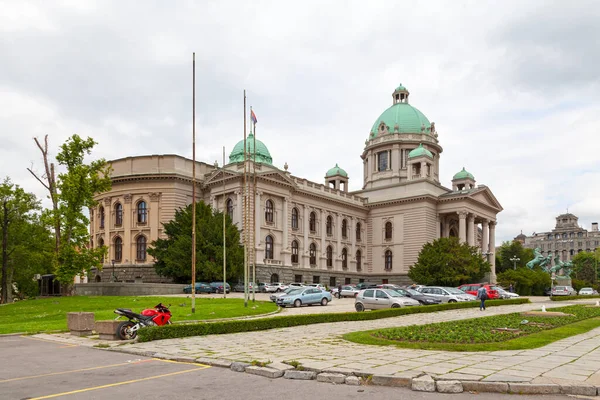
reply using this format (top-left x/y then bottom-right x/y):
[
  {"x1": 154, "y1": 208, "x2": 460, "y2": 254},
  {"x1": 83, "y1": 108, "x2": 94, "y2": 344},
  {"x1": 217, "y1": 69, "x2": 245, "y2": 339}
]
[
  {"x1": 325, "y1": 163, "x2": 349, "y2": 192},
  {"x1": 392, "y1": 83, "x2": 410, "y2": 105},
  {"x1": 452, "y1": 167, "x2": 476, "y2": 191}
]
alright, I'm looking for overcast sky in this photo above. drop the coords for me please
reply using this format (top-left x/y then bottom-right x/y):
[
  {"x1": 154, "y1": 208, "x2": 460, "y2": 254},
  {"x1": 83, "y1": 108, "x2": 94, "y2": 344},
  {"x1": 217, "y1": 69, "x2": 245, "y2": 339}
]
[{"x1": 1, "y1": 0, "x2": 599, "y2": 245}]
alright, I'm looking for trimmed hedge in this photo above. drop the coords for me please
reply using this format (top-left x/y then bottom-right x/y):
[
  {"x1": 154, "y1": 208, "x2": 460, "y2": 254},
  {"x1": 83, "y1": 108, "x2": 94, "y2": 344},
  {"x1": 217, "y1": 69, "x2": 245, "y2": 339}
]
[
  {"x1": 551, "y1": 295, "x2": 600, "y2": 301},
  {"x1": 137, "y1": 298, "x2": 529, "y2": 342}
]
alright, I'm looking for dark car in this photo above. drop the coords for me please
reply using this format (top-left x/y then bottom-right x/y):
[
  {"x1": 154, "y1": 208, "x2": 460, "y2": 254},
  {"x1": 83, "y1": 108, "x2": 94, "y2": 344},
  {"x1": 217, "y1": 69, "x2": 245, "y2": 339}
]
[
  {"x1": 356, "y1": 282, "x2": 378, "y2": 290},
  {"x1": 183, "y1": 282, "x2": 212, "y2": 294},
  {"x1": 391, "y1": 287, "x2": 442, "y2": 305},
  {"x1": 210, "y1": 282, "x2": 231, "y2": 294}
]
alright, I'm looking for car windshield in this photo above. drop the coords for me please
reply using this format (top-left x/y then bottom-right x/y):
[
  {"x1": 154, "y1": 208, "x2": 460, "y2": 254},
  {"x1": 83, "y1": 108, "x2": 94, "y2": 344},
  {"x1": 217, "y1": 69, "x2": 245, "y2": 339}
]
[
  {"x1": 404, "y1": 288, "x2": 421, "y2": 296},
  {"x1": 386, "y1": 290, "x2": 406, "y2": 298},
  {"x1": 445, "y1": 287, "x2": 466, "y2": 295}
]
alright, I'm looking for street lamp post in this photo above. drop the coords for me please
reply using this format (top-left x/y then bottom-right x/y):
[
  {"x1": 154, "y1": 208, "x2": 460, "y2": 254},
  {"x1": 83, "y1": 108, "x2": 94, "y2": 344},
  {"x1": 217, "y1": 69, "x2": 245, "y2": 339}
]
[
  {"x1": 510, "y1": 256, "x2": 520, "y2": 270},
  {"x1": 111, "y1": 259, "x2": 116, "y2": 282}
]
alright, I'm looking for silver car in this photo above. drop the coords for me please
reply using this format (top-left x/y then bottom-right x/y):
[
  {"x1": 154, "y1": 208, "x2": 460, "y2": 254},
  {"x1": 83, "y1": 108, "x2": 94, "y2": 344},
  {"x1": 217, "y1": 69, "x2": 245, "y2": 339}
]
[
  {"x1": 417, "y1": 286, "x2": 476, "y2": 303},
  {"x1": 355, "y1": 289, "x2": 420, "y2": 311}
]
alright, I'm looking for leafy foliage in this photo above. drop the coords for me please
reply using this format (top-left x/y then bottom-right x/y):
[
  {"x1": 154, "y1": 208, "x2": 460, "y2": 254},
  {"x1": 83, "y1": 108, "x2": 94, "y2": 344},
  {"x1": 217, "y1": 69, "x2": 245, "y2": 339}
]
[
  {"x1": 408, "y1": 237, "x2": 491, "y2": 286},
  {"x1": 137, "y1": 298, "x2": 528, "y2": 342},
  {"x1": 497, "y1": 267, "x2": 551, "y2": 296},
  {"x1": 496, "y1": 240, "x2": 534, "y2": 273},
  {"x1": 148, "y1": 201, "x2": 244, "y2": 283},
  {"x1": 571, "y1": 251, "x2": 600, "y2": 288}
]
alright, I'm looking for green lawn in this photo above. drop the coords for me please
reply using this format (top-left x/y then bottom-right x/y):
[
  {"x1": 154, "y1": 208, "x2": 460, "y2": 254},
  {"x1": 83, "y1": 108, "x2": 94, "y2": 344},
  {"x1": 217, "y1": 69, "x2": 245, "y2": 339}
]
[
  {"x1": 0, "y1": 296, "x2": 279, "y2": 334},
  {"x1": 343, "y1": 305, "x2": 600, "y2": 352}
]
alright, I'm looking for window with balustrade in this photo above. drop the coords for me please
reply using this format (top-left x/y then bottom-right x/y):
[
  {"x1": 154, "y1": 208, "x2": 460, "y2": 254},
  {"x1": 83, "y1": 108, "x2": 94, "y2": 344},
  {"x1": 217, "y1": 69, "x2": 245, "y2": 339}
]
[
  {"x1": 309, "y1": 212, "x2": 316, "y2": 233},
  {"x1": 291, "y1": 240, "x2": 299, "y2": 263},
  {"x1": 385, "y1": 250, "x2": 393, "y2": 270},
  {"x1": 99, "y1": 206, "x2": 105, "y2": 228},
  {"x1": 309, "y1": 243, "x2": 317, "y2": 265},
  {"x1": 265, "y1": 235, "x2": 274, "y2": 259},
  {"x1": 137, "y1": 201, "x2": 147, "y2": 224},
  {"x1": 326, "y1": 246, "x2": 333, "y2": 267},
  {"x1": 115, "y1": 203, "x2": 123, "y2": 226},
  {"x1": 356, "y1": 222, "x2": 361, "y2": 241},
  {"x1": 291, "y1": 207, "x2": 299, "y2": 230},
  {"x1": 385, "y1": 221, "x2": 393, "y2": 240},
  {"x1": 226, "y1": 199, "x2": 233, "y2": 220},
  {"x1": 265, "y1": 200, "x2": 274, "y2": 223},
  {"x1": 136, "y1": 235, "x2": 147, "y2": 261},
  {"x1": 326, "y1": 215, "x2": 333, "y2": 236},
  {"x1": 341, "y1": 248, "x2": 347, "y2": 269},
  {"x1": 341, "y1": 219, "x2": 347, "y2": 239},
  {"x1": 356, "y1": 249, "x2": 362, "y2": 271},
  {"x1": 114, "y1": 237, "x2": 122, "y2": 262}
]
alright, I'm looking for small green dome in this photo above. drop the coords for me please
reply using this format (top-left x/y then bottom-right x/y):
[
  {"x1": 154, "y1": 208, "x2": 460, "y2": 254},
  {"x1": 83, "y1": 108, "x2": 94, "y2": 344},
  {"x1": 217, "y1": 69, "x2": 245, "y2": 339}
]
[
  {"x1": 326, "y1": 163, "x2": 348, "y2": 178},
  {"x1": 395, "y1": 83, "x2": 407, "y2": 91},
  {"x1": 453, "y1": 167, "x2": 475, "y2": 180},
  {"x1": 229, "y1": 133, "x2": 273, "y2": 165},
  {"x1": 408, "y1": 143, "x2": 433, "y2": 159}
]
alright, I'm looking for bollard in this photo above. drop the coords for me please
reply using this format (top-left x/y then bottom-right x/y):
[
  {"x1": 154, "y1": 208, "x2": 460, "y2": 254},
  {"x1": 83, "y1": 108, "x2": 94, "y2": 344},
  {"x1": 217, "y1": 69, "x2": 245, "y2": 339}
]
[{"x1": 541, "y1": 305, "x2": 546, "y2": 312}]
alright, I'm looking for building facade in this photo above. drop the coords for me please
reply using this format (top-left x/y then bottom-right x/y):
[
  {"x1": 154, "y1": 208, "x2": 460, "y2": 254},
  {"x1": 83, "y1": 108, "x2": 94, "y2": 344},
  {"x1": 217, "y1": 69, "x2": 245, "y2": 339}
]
[
  {"x1": 90, "y1": 84, "x2": 503, "y2": 285},
  {"x1": 518, "y1": 214, "x2": 599, "y2": 264}
]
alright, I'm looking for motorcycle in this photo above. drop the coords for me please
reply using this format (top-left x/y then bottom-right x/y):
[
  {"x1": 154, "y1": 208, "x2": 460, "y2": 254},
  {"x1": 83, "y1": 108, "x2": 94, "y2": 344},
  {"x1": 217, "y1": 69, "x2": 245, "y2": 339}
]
[{"x1": 114, "y1": 303, "x2": 172, "y2": 340}]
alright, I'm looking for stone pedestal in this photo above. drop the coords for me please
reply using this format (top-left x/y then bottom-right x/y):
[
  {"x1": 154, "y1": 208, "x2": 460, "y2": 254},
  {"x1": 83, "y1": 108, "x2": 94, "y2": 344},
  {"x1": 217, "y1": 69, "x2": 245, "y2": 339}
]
[
  {"x1": 555, "y1": 276, "x2": 572, "y2": 287},
  {"x1": 95, "y1": 320, "x2": 122, "y2": 340},
  {"x1": 67, "y1": 312, "x2": 95, "y2": 336}
]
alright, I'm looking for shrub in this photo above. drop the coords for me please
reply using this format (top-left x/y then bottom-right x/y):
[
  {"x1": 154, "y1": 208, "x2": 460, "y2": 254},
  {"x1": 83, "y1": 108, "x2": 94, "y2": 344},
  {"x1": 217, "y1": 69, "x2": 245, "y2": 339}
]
[
  {"x1": 551, "y1": 294, "x2": 600, "y2": 301},
  {"x1": 137, "y1": 298, "x2": 529, "y2": 342},
  {"x1": 497, "y1": 268, "x2": 550, "y2": 296}
]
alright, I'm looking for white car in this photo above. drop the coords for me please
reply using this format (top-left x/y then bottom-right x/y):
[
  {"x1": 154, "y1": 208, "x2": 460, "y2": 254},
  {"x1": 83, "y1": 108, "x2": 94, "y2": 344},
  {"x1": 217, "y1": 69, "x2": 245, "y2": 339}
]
[
  {"x1": 355, "y1": 288, "x2": 420, "y2": 311},
  {"x1": 579, "y1": 287, "x2": 595, "y2": 295},
  {"x1": 497, "y1": 288, "x2": 520, "y2": 299},
  {"x1": 417, "y1": 286, "x2": 477, "y2": 303},
  {"x1": 270, "y1": 282, "x2": 289, "y2": 292},
  {"x1": 337, "y1": 285, "x2": 360, "y2": 298},
  {"x1": 287, "y1": 283, "x2": 305, "y2": 288},
  {"x1": 307, "y1": 283, "x2": 326, "y2": 291}
]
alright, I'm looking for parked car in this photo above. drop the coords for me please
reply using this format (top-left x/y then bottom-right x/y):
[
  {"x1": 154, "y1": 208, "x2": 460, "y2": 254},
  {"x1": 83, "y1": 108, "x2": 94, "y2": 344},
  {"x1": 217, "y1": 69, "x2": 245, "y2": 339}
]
[
  {"x1": 306, "y1": 283, "x2": 326, "y2": 291},
  {"x1": 457, "y1": 283, "x2": 500, "y2": 299},
  {"x1": 270, "y1": 287, "x2": 302, "y2": 302},
  {"x1": 552, "y1": 286, "x2": 577, "y2": 296},
  {"x1": 210, "y1": 282, "x2": 231, "y2": 294},
  {"x1": 391, "y1": 287, "x2": 442, "y2": 305},
  {"x1": 544, "y1": 287, "x2": 553, "y2": 296},
  {"x1": 276, "y1": 287, "x2": 332, "y2": 307},
  {"x1": 287, "y1": 283, "x2": 305, "y2": 289},
  {"x1": 183, "y1": 282, "x2": 212, "y2": 294},
  {"x1": 579, "y1": 287, "x2": 598, "y2": 295},
  {"x1": 233, "y1": 282, "x2": 257, "y2": 292},
  {"x1": 355, "y1": 282, "x2": 378, "y2": 290},
  {"x1": 417, "y1": 286, "x2": 477, "y2": 303},
  {"x1": 270, "y1": 282, "x2": 289, "y2": 292},
  {"x1": 355, "y1": 289, "x2": 420, "y2": 311},
  {"x1": 496, "y1": 288, "x2": 520, "y2": 299},
  {"x1": 336, "y1": 285, "x2": 360, "y2": 298}
]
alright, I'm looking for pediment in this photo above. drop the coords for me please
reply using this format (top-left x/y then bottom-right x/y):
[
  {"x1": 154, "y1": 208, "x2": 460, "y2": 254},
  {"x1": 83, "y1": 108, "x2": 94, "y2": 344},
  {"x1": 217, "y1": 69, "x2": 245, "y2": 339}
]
[
  {"x1": 469, "y1": 187, "x2": 503, "y2": 212},
  {"x1": 258, "y1": 171, "x2": 297, "y2": 188},
  {"x1": 204, "y1": 169, "x2": 241, "y2": 186}
]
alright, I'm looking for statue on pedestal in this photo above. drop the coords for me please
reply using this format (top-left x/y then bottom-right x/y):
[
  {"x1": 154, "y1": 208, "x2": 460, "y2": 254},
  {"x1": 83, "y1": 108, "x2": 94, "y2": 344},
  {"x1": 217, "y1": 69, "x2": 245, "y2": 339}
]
[{"x1": 526, "y1": 248, "x2": 552, "y2": 270}]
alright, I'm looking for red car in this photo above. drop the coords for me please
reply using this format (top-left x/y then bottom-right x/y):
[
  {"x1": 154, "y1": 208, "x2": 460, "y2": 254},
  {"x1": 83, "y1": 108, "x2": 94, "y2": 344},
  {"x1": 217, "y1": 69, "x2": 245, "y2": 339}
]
[{"x1": 458, "y1": 284, "x2": 499, "y2": 299}]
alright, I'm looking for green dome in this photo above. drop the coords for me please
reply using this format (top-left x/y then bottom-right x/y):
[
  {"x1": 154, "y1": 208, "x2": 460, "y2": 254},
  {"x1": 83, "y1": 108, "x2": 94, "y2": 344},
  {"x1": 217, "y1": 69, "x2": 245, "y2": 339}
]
[
  {"x1": 228, "y1": 133, "x2": 273, "y2": 165},
  {"x1": 370, "y1": 101, "x2": 431, "y2": 137},
  {"x1": 326, "y1": 163, "x2": 348, "y2": 178},
  {"x1": 395, "y1": 83, "x2": 407, "y2": 91},
  {"x1": 408, "y1": 143, "x2": 433, "y2": 159},
  {"x1": 453, "y1": 167, "x2": 475, "y2": 180}
]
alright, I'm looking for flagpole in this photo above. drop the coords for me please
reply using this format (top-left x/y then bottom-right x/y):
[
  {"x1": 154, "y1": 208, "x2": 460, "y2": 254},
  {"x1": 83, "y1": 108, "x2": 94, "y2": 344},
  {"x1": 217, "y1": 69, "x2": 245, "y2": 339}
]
[
  {"x1": 243, "y1": 91, "x2": 248, "y2": 307},
  {"x1": 222, "y1": 146, "x2": 226, "y2": 299},
  {"x1": 252, "y1": 107, "x2": 256, "y2": 303},
  {"x1": 191, "y1": 52, "x2": 196, "y2": 314}
]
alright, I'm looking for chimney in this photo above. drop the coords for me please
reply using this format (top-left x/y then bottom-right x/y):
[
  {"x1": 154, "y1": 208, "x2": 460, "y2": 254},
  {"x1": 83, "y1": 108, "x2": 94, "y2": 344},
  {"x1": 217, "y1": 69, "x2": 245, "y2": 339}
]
[{"x1": 592, "y1": 222, "x2": 598, "y2": 232}]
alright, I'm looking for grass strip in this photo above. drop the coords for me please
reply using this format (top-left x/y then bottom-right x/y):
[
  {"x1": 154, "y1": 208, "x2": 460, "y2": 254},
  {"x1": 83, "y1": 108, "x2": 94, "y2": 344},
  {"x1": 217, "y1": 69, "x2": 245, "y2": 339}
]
[
  {"x1": 137, "y1": 298, "x2": 528, "y2": 342},
  {"x1": 550, "y1": 295, "x2": 600, "y2": 301},
  {"x1": 343, "y1": 305, "x2": 600, "y2": 352}
]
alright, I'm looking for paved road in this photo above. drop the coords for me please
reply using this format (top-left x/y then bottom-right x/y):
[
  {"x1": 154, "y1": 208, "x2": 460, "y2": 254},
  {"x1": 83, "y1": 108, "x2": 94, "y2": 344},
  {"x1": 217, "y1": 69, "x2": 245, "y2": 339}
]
[{"x1": 0, "y1": 335, "x2": 570, "y2": 400}]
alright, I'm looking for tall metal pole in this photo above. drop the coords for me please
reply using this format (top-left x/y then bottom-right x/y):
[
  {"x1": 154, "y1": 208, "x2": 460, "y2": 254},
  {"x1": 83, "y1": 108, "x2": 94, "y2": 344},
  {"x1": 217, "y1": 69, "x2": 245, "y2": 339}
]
[
  {"x1": 222, "y1": 146, "x2": 226, "y2": 299},
  {"x1": 251, "y1": 107, "x2": 256, "y2": 303},
  {"x1": 191, "y1": 52, "x2": 196, "y2": 313},
  {"x1": 243, "y1": 91, "x2": 248, "y2": 307}
]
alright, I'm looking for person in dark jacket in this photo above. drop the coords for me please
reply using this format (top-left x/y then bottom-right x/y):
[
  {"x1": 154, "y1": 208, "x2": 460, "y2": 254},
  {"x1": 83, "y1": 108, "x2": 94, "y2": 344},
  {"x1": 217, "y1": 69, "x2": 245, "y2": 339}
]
[
  {"x1": 337, "y1": 284, "x2": 343, "y2": 299},
  {"x1": 477, "y1": 284, "x2": 488, "y2": 311}
]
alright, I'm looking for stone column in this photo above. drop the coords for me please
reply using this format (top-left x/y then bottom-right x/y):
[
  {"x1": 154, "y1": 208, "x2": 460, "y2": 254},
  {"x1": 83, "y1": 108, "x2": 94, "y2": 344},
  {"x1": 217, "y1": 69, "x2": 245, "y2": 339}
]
[
  {"x1": 443, "y1": 216, "x2": 451, "y2": 237},
  {"x1": 367, "y1": 151, "x2": 373, "y2": 181},
  {"x1": 436, "y1": 214, "x2": 441, "y2": 239},
  {"x1": 149, "y1": 192, "x2": 160, "y2": 244},
  {"x1": 212, "y1": 196, "x2": 217, "y2": 211},
  {"x1": 351, "y1": 216, "x2": 356, "y2": 255},
  {"x1": 336, "y1": 212, "x2": 342, "y2": 270},
  {"x1": 303, "y1": 205, "x2": 309, "y2": 264},
  {"x1": 236, "y1": 190, "x2": 242, "y2": 227},
  {"x1": 489, "y1": 221, "x2": 497, "y2": 284},
  {"x1": 458, "y1": 211, "x2": 467, "y2": 243},
  {"x1": 467, "y1": 214, "x2": 475, "y2": 246},
  {"x1": 393, "y1": 145, "x2": 401, "y2": 176},
  {"x1": 421, "y1": 161, "x2": 426, "y2": 178},
  {"x1": 482, "y1": 220, "x2": 489, "y2": 254}
]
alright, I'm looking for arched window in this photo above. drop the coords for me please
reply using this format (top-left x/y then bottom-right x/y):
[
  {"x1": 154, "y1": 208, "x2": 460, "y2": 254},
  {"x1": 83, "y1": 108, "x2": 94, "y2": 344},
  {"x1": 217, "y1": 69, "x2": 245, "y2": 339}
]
[
  {"x1": 99, "y1": 238, "x2": 105, "y2": 263},
  {"x1": 114, "y1": 237, "x2": 122, "y2": 262},
  {"x1": 136, "y1": 236, "x2": 147, "y2": 261},
  {"x1": 341, "y1": 248, "x2": 347, "y2": 269},
  {"x1": 356, "y1": 222, "x2": 361, "y2": 241},
  {"x1": 385, "y1": 221, "x2": 393, "y2": 240},
  {"x1": 385, "y1": 250, "x2": 393, "y2": 270},
  {"x1": 309, "y1": 212, "x2": 316, "y2": 232},
  {"x1": 115, "y1": 203, "x2": 123, "y2": 226},
  {"x1": 137, "y1": 201, "x2": 147, "y2": 224},
  {"x1": 99, "y1": 206, "x2": 105, "y2": 228},
  {"x1": 291, "y1": 240, "x2": 299, "y2": 263},
  {"x1": 356, "y1": 250, "x2": 362, "y2": 271},
  {"x1": 326, "y1": 245, "x2": 333, "y2": 267},
  {"x1": 265, "y1": 200, "x2": 274, "y2": 223},
  {"x1": 265, "y1": 235, "x2": 274, "y2": 259},
  {"x1": 226, "y1": 199, "x2": 234, "y2": 220},
  {"x1": 291, "y1": 207, "x2": 299, "y2": 230},
  {"x1": 326, "y1": 215, "x2": 333, "y2": 236},
  {"x1": 309, "y1": 243, "x2": 316, "y2": 266},
  {"x1": 270, "y1": 273, "x2": 279, "y2": 283},
  {"x1": 341, "y1": 219, "x2": 347, "y2": 239}
]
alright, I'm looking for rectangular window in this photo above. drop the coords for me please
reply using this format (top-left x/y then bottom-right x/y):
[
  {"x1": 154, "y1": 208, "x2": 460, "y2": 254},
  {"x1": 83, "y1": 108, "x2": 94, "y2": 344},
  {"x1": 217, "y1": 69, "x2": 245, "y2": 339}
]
[
  {"x1": 378, "y1": 151, "x2": 388, "y2": 171},
  {"x1": 294, "y1": 274, "x2": 302, "y2": 283},
  {"x1": 345, "y1": 277, "x2": 351, "y2": 285},
  {"x1": 313, "y1": 276, "x2": 320, "y2": 284},
  {"x1": 329, "y1": 277, "x2": 336, "y2": 287}
]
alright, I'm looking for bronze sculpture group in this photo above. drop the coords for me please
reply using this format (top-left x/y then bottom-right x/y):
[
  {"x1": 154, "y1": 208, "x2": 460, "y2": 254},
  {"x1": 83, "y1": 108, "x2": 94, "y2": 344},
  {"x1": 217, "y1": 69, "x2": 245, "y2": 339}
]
[{"x1": 526, "y1": 247, "x2": 573, "y2": 277}]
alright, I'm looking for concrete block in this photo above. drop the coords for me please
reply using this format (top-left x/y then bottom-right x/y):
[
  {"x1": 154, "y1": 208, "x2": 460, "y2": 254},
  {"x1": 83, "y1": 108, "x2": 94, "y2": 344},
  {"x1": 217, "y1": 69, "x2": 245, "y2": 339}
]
[
  {"x1": 67, "y1": 312, "x2": 95, "y2": 336},
  {"x1": 245, "y1": 366, "x2": 284, "y2": 379},
  {"x1": 560, "y1": 384, "x2": 597, "y2": 396},
  {"x1": 345, "y1": 376, "x2": 361, "y2": 386},
  {"x1": 230, "y1": 362, "x2": 250, "y2": 372},
  {"x1": 371, "y1": 374, "x2": 411, "y2": 387},
  {"x1": 462, "y1": 381, "x2": 508, "y2": 393},
  {"x1": 268, "y1": 362, "x2": 295, "y2": 371},
  {"x1": 436, "y1": 380, "x2": 463, "y2": 393},
  {"x1": 94, "y1": 320, "x2": 121, "y2": 340},
  {"x1": 412, "y1": 375, "x2": 435, "y2": 392},
  {"x1": 284, "y1": 370, "x2": 317, "y2": 380},
  {"x1": 509, "y1": 383, "x2": 561, "y2": 394},
  {"x1": 317, "y1": 373, "x2": 346, "y2": 384},
  {"x1": 209, "y1": 359, "x2": 233, "y2": 368}
]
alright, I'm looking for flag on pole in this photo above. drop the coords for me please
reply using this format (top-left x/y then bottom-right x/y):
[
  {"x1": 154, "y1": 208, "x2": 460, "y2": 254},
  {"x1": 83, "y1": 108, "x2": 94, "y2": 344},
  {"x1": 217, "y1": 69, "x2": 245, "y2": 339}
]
[{"x1": 251, "y1": 109, "x2": 258, "y2": 125}]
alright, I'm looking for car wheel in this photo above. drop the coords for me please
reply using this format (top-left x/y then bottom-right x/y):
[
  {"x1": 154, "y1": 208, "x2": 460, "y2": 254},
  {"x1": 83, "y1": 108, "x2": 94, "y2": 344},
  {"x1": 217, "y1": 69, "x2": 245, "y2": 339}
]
[
  {"x1": 448, "y1": 299, "x2": 457, "y2": 303},
  {"x1": 294, "y1": 299, "x2": 302, "y2": 308},
  {"x1": 391, "y1": 303, "x2": 401, "y2": 308},
  {"x1": 355, "y1": 302, "x2": 365, "y2": 312},
  {"x1": 321, "y1": 298, "x2": 328, "y2": 306}
]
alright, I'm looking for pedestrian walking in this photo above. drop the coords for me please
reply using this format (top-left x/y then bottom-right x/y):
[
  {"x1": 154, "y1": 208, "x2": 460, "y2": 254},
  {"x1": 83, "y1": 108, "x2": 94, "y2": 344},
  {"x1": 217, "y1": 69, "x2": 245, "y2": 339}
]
[
  {"x1": 337, "y1": 284, "x2": 343, "y2": 299},
  {"x1": 477, "y1": 284, "x2": 488, "y2": 311},
  {"x1": 508, "y1": 283, "x2": 514, "y2": 293}
]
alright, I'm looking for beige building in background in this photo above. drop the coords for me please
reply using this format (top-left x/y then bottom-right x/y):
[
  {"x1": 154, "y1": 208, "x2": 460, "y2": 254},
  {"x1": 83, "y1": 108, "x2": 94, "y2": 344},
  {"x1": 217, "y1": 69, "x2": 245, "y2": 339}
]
[{"x1": 90, "y1": 84, "x2": 503, "y2": 285}]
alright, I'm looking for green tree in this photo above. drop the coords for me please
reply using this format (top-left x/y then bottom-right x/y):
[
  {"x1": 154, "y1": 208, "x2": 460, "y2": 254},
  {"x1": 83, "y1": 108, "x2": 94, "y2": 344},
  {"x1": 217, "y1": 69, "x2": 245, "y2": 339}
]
[
  {"x1": 497, "y1": 267, "x2": 551, "y2": 296},
  {"x1": 408, "y1": 237, "x2": 491, "y2": 286},
  {"x1": 30, "y1": 135, "x2": 111, "y2": 286},
  {"x1": 571, "y1": 251, "x2": 599, "y2": 286},
  {"x1": 148, "y1": 201, "x2": 244, "y2": 283},
  {"x1": 0, "y1": 178, "x2": 52, "y2": 303},
  {"x1": 496, "y1": 240, "x2": 534, "y2": 273}
]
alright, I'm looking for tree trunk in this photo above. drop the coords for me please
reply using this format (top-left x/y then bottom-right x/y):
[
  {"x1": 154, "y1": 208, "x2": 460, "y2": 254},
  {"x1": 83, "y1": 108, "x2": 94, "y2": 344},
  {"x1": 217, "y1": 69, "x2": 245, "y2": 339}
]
[{"x1": 1, "y1": 200, "x2": 8, "y2": 304}]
